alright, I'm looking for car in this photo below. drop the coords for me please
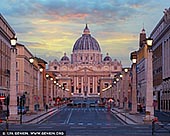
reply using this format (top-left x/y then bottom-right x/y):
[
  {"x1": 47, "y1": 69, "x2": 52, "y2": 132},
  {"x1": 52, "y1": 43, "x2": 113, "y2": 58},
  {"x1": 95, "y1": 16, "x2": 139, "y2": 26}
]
[
  {"x1": 18, "y1": 106, "x2": 26, "y2": 114},
  {"x1": 73, "y1": 103, "x2": 77, "y2": 107},
  {"x1": 77, "y1": 103, "x2": 82, "y2": 107},
  {"x1": 89, "y1": 103, "x2": 96, "y2": 107},
  {"x1": 67, "y1": 103, "x2": 73, "y2": 107},
  {"x1": 82, "y1": 103, "x2": 86, "y2": 107}
]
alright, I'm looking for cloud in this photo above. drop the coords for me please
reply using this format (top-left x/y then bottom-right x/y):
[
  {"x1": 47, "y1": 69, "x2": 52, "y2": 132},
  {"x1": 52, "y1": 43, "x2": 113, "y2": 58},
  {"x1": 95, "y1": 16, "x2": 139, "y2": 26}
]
[{"x1": 0, "y1": 0, "x2": 169, "y2": 67}]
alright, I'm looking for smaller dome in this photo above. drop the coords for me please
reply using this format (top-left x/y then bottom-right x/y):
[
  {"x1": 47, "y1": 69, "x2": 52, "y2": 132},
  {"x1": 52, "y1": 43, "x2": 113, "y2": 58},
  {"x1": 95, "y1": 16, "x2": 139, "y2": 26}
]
[
  {"x1": 61, "y1": 53, "x2": 70, "y2": 61},
  {"x1": 103, "y1": 53, "x2": 112, "y2": 61}
]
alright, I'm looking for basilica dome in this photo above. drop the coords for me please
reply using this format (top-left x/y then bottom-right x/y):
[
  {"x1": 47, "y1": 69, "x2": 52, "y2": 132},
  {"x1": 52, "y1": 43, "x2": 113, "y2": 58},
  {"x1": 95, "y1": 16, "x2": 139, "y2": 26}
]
[
  {"x1": 103, "y1": 53, "x2": 112, "y2": 62},
  {"x1": 61, "y1": 53, "x2": 69, "y2": 61},
  {"x1": 60, "y1": 53, "x2": 70, "y2": 64},
  {"x1": 72, "y1": 24, "x2": 101, "y2": 52}
]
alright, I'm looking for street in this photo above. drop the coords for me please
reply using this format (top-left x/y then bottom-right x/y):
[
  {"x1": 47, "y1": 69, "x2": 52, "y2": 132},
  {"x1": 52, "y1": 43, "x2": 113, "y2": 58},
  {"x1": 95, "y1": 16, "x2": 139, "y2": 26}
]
[
  {"x1": 1, "y1": 105, "x2": 167, "y2": 136},
  {"x1": 0, "y1": 98, "x2": 170, "y2": 136}
]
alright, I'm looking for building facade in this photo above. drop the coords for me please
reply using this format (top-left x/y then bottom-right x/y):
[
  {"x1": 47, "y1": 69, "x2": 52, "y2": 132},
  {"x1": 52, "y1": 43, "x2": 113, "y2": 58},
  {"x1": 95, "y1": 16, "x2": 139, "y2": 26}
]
[
  {"x1": 151, "y1": 7, "x2": 170, "y2": 111},
  {"x1": 0, "y1": 14, "x2": 15, "y2": 111},
  {"x1": 16, "y1": 43, "x2": 47, "y2": 112},
  {"x1": 48, "y1": 24, "x2": 122, "y2": 99}
]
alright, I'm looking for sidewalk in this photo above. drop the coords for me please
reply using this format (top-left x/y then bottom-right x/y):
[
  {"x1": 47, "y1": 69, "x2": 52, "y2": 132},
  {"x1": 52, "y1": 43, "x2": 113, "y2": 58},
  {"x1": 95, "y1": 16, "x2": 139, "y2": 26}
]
[
  {"x1": 22, "y1": 107, "x2": 59, "y2": 124},
  {"x1": 111, "y1": 108, "x2": 145, "y2": 125}
]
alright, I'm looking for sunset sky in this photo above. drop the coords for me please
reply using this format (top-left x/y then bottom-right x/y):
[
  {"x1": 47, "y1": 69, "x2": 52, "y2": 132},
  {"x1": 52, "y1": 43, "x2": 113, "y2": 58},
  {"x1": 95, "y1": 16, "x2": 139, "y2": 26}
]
[{"x1": 0, "y1": 0, "x2": 169, "y2": 67}]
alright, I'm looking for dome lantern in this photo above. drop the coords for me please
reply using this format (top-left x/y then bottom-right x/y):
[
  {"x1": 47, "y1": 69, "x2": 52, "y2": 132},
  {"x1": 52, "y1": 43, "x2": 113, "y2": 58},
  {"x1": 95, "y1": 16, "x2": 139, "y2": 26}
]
[{"x1": 83, "y1": 24, "x2": 90, "y2": 35}]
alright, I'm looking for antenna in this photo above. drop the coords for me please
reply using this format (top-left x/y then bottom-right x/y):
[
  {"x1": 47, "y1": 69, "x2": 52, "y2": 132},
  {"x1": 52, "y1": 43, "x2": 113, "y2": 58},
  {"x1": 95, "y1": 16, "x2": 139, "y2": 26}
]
[{"x1": 143, "y1": 23, "x2": 145, "y2": 30}]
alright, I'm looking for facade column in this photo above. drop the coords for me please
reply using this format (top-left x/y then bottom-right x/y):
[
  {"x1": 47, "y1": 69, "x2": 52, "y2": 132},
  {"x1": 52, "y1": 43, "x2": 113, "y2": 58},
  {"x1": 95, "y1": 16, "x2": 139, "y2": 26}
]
[
  {"x1": 74, "y1": 76, "x2": 76, "y2": 94},
  {"x1": 88, "y1": 77, "x2": 90, "y2": 96},
  {"x1": 81, "y1": 76, "x2": 83, "y2": 94},
  {"x1": 95, "y1": 77, "x2": 97, "y2": 94},
  {"x1": 76, "y1": 76, "x2": 78, "y2": 94},
  {"x1": 93, "y1": 77, "x2": 95, "y2": 94}
]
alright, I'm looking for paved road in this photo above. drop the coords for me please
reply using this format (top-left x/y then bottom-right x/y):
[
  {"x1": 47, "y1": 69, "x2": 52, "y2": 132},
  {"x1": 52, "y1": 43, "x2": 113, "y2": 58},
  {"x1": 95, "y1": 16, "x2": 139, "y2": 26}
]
[
  {"x1": 1, "y1": 106, "x2": 170, "y2": 136},
  {"x1": 41, "y1": 107, "x2": 122, "y2": 126},
  {"x1": 155, "y1": 110, "x2": 170, "y2": 122}
]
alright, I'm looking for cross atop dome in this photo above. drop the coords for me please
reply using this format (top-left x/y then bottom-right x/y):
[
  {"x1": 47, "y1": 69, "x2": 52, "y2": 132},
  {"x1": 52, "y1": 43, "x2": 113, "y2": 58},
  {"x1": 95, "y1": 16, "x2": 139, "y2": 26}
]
[{"x1": 83, "y1": 24, "x2": 90, "y2": 35}]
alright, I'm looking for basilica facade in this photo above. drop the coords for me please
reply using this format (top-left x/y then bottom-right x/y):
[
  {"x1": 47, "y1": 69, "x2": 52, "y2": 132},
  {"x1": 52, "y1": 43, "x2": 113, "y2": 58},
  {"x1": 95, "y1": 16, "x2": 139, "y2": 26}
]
[{"x1": 48, "y1": 24, "x2": 122, "y2": 98}]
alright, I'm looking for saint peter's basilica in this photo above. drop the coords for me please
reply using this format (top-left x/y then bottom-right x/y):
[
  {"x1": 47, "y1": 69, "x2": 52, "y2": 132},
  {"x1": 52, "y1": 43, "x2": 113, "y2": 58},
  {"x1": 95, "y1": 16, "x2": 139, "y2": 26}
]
[{"x1": 48, "y1": 24, "x2": 122, "y2": 98}]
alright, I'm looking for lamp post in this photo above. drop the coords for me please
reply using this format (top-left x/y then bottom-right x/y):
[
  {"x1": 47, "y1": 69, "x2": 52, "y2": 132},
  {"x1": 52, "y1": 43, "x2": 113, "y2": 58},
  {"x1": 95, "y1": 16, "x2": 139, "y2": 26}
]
[
  {"x1": 9, "y1": 36, "x2": 19, "y2": 124},
  {"x1": 29, "y1": 57, "x2": 34, "y2": 113},
  {"x1": 50, "y1": 77, "x2": 53, "y2": 107},
  {"x1": 19, "y1": 94, "x2": 25, "y2": 124},
  {"x1": 45, "y1": 74, "x2": 49, "y2": 108},
  {"x1": 123, "y1": 68, "x2": 129, "y2": 110},
  {"x1": 39, "y1": 67, "x2": 44, "y2": 110},
  {"x1": 144, "y1": 37, "x2": 155, "y2": 122},
  {"x1": 130, "y1": 51, "x2": 138, "y2": 114}
]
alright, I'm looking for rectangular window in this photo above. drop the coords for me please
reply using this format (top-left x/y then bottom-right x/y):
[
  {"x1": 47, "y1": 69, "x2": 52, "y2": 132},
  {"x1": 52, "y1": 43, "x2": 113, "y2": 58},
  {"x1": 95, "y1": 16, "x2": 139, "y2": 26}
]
[
  {"x1": 97, "y1": 86, "x2": 100, "y2": 93},
  {"x1": 71, "y1": 86, "x2": 74, "y2": 93},
  {"x1": 90, "y1": 88, "x2": 93, "y2": 93},
  {"x1": 79, "y1": 88, "x2": 81, "y2": 93},
  {"x1": 16, "y1": 62, "x2": 18, "y2": 68},
  {"x1": 16, "y1": 73, "x2": 18, "y2": 81}
]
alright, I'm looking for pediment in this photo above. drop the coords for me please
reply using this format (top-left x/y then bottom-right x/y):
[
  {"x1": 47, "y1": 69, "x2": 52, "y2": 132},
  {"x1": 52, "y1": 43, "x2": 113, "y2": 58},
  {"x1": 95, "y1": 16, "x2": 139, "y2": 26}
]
[{"x1": 76, "y1": 67, "x2": 95, "y2": 73}]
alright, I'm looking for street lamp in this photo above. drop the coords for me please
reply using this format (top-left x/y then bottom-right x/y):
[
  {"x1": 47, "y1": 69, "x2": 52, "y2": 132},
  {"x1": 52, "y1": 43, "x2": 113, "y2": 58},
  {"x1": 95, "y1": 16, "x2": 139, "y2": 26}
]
[
  {"x1": 130, "y1": 51, "x2": 138, "y2": 114},
  {"x1": 29, "y1": 57, "x2": 34, "y2": 64},
  {"x1": 123, "y1": 68, "x2": 129, "y2": 110},
  {"x1": 9, "y1": 35, "x2": 19, "y2": 125},
  {"x1": 10, "y1": 36, "x2": 17, "y2": 47},
  {"x1": 124, "y1": 68, "x2": 128, "y2": 73},
  {"x1": 29, "y1": 57, "x2": 34, "y2": 113},
  {"x1": 50, "y1": 77, "x2": 54, "y2": 106},
  {"x1": 146, "y1": 37, "x2": 153, "y2": 47},
  {"x1": 144, "y1": 37, "x2": 155, "y2": 122},
  {"x1": 39, "y1": 67, "x2": 43, "y2": 73},
  {"x1": 45, "y1": 74, "x2": 49, "y2": 107}
]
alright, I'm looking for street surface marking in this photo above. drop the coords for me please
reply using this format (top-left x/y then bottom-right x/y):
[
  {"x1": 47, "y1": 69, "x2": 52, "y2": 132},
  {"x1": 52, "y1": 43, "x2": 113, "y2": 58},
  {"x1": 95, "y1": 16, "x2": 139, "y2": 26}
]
[
  {"x1": 87, "y1": 123, "x2": 92, "y2": 125},
  {"x1": 69, "y1": 123, "x2": 75, "y2": 125},
  {"x1": 96, "y1": 123, "x2": 102, "y2": 125},
  {"x1": 70, "y1": 126, "x2": 86, "y2": 129},
  {"x1": 101, "y1": 126, "x2": 117, "y2": 129},
  {"x1": 38, "y1": 126, "x2": 53, "y2": 129},
  {"x1": 78, "y1": 122, "x2": 84, "y2": 125},
  {"x1": 105, "y1": 123, "x2": 111, "y2": 126},
  {"x1": 64, "y1": 109, "x2": 73, "y2": 124}
]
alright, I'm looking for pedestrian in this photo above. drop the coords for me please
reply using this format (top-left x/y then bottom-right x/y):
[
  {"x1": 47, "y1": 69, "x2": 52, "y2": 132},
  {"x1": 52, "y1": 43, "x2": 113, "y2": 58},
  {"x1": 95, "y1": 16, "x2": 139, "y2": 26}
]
[{"x1": 45, "y1": 104, "x2": 48, "y2": 112}]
